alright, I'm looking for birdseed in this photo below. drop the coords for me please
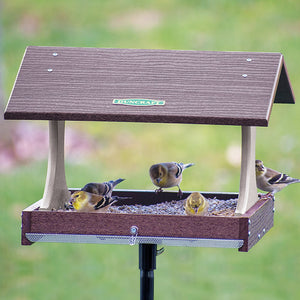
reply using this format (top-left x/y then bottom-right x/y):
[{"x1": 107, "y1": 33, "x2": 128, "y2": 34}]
[{"x1": 108, "y1": 197, "x2": 238, "y2": 217}]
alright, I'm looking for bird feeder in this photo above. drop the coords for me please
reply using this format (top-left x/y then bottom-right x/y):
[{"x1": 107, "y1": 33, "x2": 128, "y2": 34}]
[{"x1": 4, "y1": 46, "x2": 295, "y2": 254}]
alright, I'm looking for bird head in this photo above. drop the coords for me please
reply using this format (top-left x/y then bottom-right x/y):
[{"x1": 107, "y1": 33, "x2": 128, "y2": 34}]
[
  {"x1": 255, "y1": 160, "x2": 266, "y2": 176},
  {"x1": 149, "y1": 164, "x2": 167, "y2": 186},
  {"x1": 69, "y1": 191, "x2": 89, "y2": 211},
  {"x1": 185, "y1": 192, "x2": 207, "y2": 215}
]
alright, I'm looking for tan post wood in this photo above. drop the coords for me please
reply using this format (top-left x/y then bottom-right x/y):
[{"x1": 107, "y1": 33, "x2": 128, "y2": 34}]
[
  {"x1": 235, "y1": 126, "x2": 258, "y2": 215},
  {"x1": 40, "y1": 120, "x2": 70, "y2": 210}
]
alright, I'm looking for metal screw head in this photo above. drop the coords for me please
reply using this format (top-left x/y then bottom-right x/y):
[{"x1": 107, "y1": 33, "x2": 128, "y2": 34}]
[
  {"x1": 130, "y1": 226, "x2": 138, "y2": 235},
  {"x1": 47, "y1": 68, "x2": 53, "y2": 72},
  {"x1": 246, "y1": 58, "x2": 252, "y2": 62},
  {"x1": 258, "y1": 234, "x2": 261, "y2": 239},
  {"x1": 263, "y1": 228, "x2": 266, "y2": 234},
  {"x1": 242, "y1": 74, "x2": 248, "y2": 78},
  {"x1": 53, "y1": 52, "x2": 58, "y2": 57},
  {"x1": 248, "y1": 231, "x2": 251, "y2": 236},
  {"x1": 248, "y1": 219, "x2": 251, "y2": 225},
  {"x1": 273, "y1": 207, "x2": 276, "y2": 213}
]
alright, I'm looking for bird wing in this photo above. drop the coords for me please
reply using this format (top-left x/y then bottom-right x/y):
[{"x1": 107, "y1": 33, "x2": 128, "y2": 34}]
[
  {"x1": 93, "y1": 195, "x2": 121, "y2": 210},
  {"x1": 266, "y1": 166, "x2": 300, "y2": 185},
  {"x1": 82, "y1": 183, "x2": 106, "y2": 195},
  {"x1": 161, "y1": 163, "x2": 182, "y2": 178},
  {"x1": 267, "y1": 172, "x2": 283, "y2": 184},
  {"x1": 268, "y1": 173, "x2": 299, "y2": 185},
  {"x1": 173, "y1": 163, "x2": 183, "y2": 178},
  {"x1": 88, "y1": 194, "x2": 104, "y2": 206},
  {"x1": 265, "y1": 167, "x2": 281, "y2": 179},
  {"x1": 94, "y1": 196, "x2": 109, "y2": 210}
]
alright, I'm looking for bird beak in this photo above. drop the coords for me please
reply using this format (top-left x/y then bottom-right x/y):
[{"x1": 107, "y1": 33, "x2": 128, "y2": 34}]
[
  {"x1": 156, "y1": 178, "x2": 161, "y2": 184},
  {"x1": 257, "y1": 165, "x2": 264, "y2": 172}
]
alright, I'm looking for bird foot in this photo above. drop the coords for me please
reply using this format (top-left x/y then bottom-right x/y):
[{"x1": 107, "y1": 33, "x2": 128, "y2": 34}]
[
  {"x1": 177, "y1": 189, "x2": 183, "y2": 199},
  {"x1": 258, "y1": 192, "x2": 274, "y2": 200},
  {"x1": 155, "y1": 188, "x2": 163, "y2": 194}
]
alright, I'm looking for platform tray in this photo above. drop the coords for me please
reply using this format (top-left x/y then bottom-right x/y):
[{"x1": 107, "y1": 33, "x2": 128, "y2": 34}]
[{"x1": 21, "y1": 190, "x2": 274, "y2": 252}]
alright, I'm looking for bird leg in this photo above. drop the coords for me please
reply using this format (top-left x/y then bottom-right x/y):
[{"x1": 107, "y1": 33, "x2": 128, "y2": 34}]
[
  {"x1": 177, "y1": 187, "x2": 183, "y2": 199},
  {"x1": 155, "y1": 188, "x2": 163, "y2": 194}
]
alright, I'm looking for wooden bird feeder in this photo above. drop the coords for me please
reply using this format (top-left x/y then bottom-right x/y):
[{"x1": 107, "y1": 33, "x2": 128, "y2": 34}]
[{"x1": 4, "y1": 46, "x2": 295, "y2": 253}]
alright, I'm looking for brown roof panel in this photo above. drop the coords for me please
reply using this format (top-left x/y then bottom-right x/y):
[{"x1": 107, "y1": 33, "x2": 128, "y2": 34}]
[{"x1": 4, "y1": 46, "x2": 295, "y2": 126}]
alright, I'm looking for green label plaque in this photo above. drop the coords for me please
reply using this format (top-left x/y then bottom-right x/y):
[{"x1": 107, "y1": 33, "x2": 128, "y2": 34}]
[{"x1": 113, "y1": 99, "x2": 165, "y2": 106}]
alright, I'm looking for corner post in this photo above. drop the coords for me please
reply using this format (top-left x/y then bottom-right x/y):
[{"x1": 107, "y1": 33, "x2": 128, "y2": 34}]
[
  {"x1": 40, "y1": 120, "x2": 70, "y2": 210},
  {"x1": 235, "y1": 126, "x2": 258, "y2": 215}
]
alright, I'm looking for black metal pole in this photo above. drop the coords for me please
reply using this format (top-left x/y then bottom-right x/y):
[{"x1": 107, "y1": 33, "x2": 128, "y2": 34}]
[{"x1": 139, "y1": 244, "x2": 157, "y2": 300}]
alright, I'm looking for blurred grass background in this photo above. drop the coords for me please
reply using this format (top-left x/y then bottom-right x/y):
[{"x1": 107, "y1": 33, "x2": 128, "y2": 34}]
[{"x1": 1, "y1": 0, "x2": 300, "y2": 299}]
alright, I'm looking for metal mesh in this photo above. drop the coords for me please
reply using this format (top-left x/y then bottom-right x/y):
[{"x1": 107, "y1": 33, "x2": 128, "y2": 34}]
[{"x1": 26, "y1": 233, "x2": 244, "y2": 248}]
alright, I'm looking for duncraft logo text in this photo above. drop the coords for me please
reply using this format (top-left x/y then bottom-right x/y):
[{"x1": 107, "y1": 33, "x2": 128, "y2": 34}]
[{"x1": 113, "y1": 99, "x2": 165, "y2": 106}]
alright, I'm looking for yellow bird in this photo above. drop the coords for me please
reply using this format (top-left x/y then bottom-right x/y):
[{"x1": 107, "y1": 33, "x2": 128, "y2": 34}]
[
  {"x1": 81, "y1": 178, "x2": 125, "y2": 198},
  {"x1": 67, "y1": 190, "x2": 119, "y2": 212},
  {"x1": 149, "y1": 162, "x2": 194, "y2": 197},
  {"x1": 255, "y1": 160, "x2": 300, "y2": 195},
  {"x1": 184, "y1": 192, "x2": 209, "y2": 216}
]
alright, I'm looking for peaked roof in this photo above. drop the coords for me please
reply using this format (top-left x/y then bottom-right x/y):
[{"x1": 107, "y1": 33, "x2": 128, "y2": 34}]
[{"x1": 4, "y1": 46, "x2": 295, "y2": 126}]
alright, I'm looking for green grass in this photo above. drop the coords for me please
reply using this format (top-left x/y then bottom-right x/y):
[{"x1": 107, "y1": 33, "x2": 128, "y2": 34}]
[
  {"x1": 1, "y1": 0, "x2": 300, "y2": 299},
  {"x1": 1, "y1": 163, "x2": 300, "y2": 299}
]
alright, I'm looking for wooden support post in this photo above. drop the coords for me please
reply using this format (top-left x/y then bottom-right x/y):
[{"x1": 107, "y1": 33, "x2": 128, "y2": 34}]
[
  {"x1": 40, "y1": 120, "x2": 70, "y2": 210},
  {"x1": 235, "y1": 126, "x2": 258, "y2": 215}
]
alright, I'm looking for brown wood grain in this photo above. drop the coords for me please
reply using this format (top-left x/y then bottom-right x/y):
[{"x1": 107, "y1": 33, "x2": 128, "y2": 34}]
[
  {"x1": 21, "y1": 190, "x2": 274, "y2": 251},
  {"x1": 243, "y1": 197, "x2": 274, "y2": 251},
  {"x1": 29, "y1": 211, "x2": 241, "y2": 239},
  {"x1": 5, "y1": 46, "x2": 294, "y2": 126},
  {"x1": 21, "y1": 211, "x2": 33, "y2": 245}
]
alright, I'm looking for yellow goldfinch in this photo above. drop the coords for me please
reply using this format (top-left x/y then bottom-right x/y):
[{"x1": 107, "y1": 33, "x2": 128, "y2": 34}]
[
  {"x1": 184, "y1": 192, "x2": 209, "y2": 216},
  {"x1": 81, "y1": 178, "x2": 125, "y2": 198},
  {"x1": 67, "y1": 190, "x2": 123, "y2": 212},
  {"x1": 255, "y1": 160, "x2": 300, "y2": 195},
  {"x1": 149, "y1": 162, "x2": 194, "y2": 197}
]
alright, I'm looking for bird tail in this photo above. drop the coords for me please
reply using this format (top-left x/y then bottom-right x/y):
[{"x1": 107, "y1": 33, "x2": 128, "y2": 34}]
[
  {"x1": 111, "y1": 178, "x2": 125, "y2": 187},
  {"x1": 290, "y1": 178, "x2": 300, "y2": 184},
  {"x1": 108, "y1": 196, "x2": 132, "y2": 207},
  {"x1": 111, "y1": 196, "x2": 132, "y2": 201},
  {"x1": 182, "y1": 163, "x2": 194, "y2": 169},
  {"x1": 94, "y1": 195, "x2": 131, "y2": 210}
]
